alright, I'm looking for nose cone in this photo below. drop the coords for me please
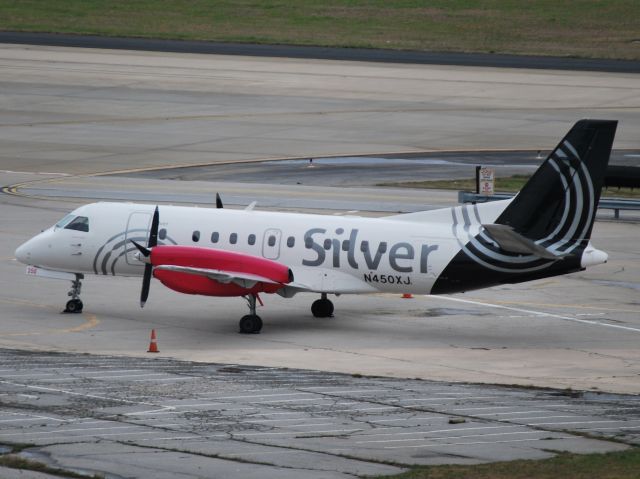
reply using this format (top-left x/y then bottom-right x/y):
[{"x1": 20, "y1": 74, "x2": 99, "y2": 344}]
[{"x1": 15, "y1": 240, "x2": 32, "y2": 265}]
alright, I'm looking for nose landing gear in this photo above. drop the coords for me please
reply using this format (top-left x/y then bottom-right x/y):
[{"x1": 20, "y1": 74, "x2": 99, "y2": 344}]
[
  {"x1": 64, "y1": 274, "x2": 84, "y2": 313},
  {"x1": 311, "y1": 293, "x2": 334, "y2": 318}
]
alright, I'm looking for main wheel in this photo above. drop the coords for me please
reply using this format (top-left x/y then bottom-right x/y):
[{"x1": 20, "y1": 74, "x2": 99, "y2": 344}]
[
  {"x1": 239, "y1": 314, "x2": 263, "y2": 334},
  {"x1": 311, "y1": 298, "x2": 334, "y2": 318},
  {"x1": 65, "y1": 299, "x2": 83, "y2": 313}
]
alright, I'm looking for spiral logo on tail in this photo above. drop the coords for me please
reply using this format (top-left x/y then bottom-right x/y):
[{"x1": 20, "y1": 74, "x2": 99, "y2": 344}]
[{"x1": 452, "y1": 140, "x2": 592, "y2": 274}]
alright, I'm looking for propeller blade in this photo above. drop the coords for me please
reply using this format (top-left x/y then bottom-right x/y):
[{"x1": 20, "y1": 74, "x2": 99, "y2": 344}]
[
  {"x1": 140, "y1": 264, "x2": 152, "y2": 308},
  {"x1": 139, "y1": 206, "x2": 159, "y2": 308},
  {"x1": 148, "y1": 206, "x2": 159, "y2": 248},
  {"x1": 216, "y1": 193, "x2": 223, "y2": 209},
  {"x1": 131, "y1": 240, "x2": 151, "y2": 258}
]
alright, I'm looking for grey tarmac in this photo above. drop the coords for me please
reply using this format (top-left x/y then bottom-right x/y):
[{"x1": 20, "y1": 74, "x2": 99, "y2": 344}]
[
  {"x1": 0, "y1": 350, "x2": 636, "y2": 479},
  {"x1": 0, "y1": 43, "x2": 639, "y2": 478}
]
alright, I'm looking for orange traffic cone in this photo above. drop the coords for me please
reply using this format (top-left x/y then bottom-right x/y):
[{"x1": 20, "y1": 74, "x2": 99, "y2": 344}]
[
  {"x1": 147, "y1": 329, "x2": 159, "y2": 353},
  {"x1": 402, "y1": 293, "x2": 413, "y2": 299}
]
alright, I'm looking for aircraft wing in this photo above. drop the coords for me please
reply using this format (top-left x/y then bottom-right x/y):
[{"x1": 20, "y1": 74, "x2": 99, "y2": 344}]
[{"x1": 154, "y1": 264, "x2": 283, "y2": 289}]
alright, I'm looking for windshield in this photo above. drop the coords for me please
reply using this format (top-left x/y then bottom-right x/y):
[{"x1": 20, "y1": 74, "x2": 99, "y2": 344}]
[
  {"x1": 64, "y1": 216, "x2": 89, "y2": 232},
  {"x1": 54, "y1": 214, "x2": 74, "y2": 230}
]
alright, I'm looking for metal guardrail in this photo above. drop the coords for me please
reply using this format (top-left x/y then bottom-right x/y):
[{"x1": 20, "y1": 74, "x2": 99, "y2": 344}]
[{"x1": 458, "y1": 191, "x2": 640, "y2": 219}]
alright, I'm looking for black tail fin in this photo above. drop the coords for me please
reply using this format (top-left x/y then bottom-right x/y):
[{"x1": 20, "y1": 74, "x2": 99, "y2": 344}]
[
  {"x1": 496, "y1": 119, "x2": 617, "y2": 253},
  {"x1": 431, "y1": 119, "x2": 617, "y2": 295}
]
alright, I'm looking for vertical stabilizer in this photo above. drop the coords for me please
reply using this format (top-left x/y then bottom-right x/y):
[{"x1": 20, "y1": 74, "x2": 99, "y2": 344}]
[
  {"x1": 496, "y1": 119, "x2": 617, "y2": 252},
  {"x1": 431, "y1": 119, "x2": 617, "y2": 294}
]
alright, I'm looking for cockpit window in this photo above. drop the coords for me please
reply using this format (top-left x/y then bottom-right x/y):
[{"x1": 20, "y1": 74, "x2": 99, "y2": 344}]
[
  {"x1": 54, "y1": 214, "x2": 75, "y2": 230},
  {"x1": 64, "y1": 216, "x2": 89, "y2": 232}
]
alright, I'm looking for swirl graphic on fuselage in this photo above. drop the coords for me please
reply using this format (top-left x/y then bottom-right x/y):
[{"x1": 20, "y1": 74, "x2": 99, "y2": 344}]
[
  {"x1": 452, "y1": 140, "x2": 593, "y2": 274},
  {"x1": 92, "y1": 229, "x2": 177, "y2": 275}
]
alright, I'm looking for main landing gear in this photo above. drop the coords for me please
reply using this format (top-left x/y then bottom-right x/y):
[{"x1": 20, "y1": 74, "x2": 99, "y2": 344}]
[
  {"x1": 311, "y1": 293, "x2": 334, "y2": 318},
  {"x1": 64, "y1": 274, "x2": 84, "y2": 313},
  {"x1": 239, "y1": 294, "x2": 263, "y2": 334}
]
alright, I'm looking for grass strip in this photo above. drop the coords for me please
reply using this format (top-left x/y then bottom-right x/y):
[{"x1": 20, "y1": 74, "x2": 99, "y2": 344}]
[
  {"x1": 1, "y1": 1, "x2": 640, "y2": 60},
  {"x1": 377, "y1": 447, "x2": 640, "y2": 479},
  {"x1": 379, "y1": 174, "x2": 640, "y2": 198},
  {"x1": 0, "y1": 453, "x2": 104, "y2": 478}
]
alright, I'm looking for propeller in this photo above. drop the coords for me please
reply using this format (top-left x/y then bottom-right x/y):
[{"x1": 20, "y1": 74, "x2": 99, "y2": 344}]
[
  {"x1": 216, "y1": 193, "x2": 224, "y2": 209},
  {"x1": 131, "y1": 206, "x2": 159, "y2": 308}
]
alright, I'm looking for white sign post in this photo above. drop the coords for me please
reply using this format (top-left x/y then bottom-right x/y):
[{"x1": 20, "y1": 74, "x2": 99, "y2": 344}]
[{"x1": 478, "y1": 167, "x2": 495, "y2": 195}]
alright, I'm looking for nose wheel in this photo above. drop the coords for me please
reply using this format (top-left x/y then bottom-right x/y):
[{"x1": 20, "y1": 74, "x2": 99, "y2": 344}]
[
  {"x1": 311, "y1": 293, "x2": 334, "y2": 318},
  {"x1": 239, "y1": 294, "x2": 263, "y2": 334},
  {"x1": 63, "y1": 274, "x2": 84, "y2": 313}
]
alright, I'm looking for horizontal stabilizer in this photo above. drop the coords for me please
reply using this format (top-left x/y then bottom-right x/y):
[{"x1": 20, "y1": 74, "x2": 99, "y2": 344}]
[{"x1": 482, "y1": 224, "x2": 563, "y2": 261}]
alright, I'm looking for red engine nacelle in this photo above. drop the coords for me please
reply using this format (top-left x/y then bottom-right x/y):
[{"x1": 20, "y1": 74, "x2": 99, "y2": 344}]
[{"x1": 150, "y1": 245, "x2": 292, "y2": 297}]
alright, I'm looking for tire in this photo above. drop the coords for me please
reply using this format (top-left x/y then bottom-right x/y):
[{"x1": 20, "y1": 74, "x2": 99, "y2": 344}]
[
  {"x1": 311, "y1": 298, "x2": 334, "y2": 318},
  {"x1": 65, "y1": 299, "x2": 83, "y2": 313},
  {"x1": 239, "y1": 315, "x2": 262, "y2": 334}
]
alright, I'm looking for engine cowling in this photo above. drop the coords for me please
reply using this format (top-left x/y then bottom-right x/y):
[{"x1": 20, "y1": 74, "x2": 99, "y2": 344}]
[{"x1": 149, "y1": 245, "x2": 292, "y2": 297}]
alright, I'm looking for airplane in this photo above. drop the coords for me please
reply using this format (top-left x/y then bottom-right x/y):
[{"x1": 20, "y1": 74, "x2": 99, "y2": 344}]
[{"x1": 14, "y1": 119, "x2": 617, "y2": 334}]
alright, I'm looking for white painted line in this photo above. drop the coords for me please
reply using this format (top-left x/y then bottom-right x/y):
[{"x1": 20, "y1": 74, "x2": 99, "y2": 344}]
[
  {"x1": 65, "y1": 369, "x2": 149, "y2": 375},
  {"x1": 513, "y1": 415, "x2": 581, "y2": 421},
  {"x1": 0, "y1": 418, "x2": 50, "y2": 423},
  {"x1": 36, "y1": 378, "x2": 78, "y2": 382},
  {"x1": 586, "y1": 425, "x2": 640, "y2": 431},
  {"x1": 143, "y1": 435, "x2": 209, "y2": 441},
  {"x1": 527, "y1": 419, "x2": 636, "y2": 426},
  {"x1": 399, "y1": 396, "x2": 501, "y2": 402},
  {"x1": 438, "y1": 295, "x2": 640, "y2": 333},
  {"x1": 242, "y1": 417, "x2": 326, "y2": 424},
  {"x1": 0, "y1": 425, "x2": 145, "y2": 437},
  {"x1": 384, "y1": 437, "x2": 571, "y2": 449},
  {"x1": 0, "y1": 411, "x2": 67, "y2": 422},
  {"x1": 300, "y1": 389, "x2": 389, "y2": 395},
  {"x1": 355, "y1": 424, "x2": 523, "y2": 441},
  {"x1": 256, "y1": 398, "x2": 326, "y2": 404},
  {"x1": 131, "y1": 377, "x2": 195, "y2": 382},
  {"x1": 237, "y1": 428, "x2": 364, "y2": 437},
  {"x1": 84, "y1": 373, "x2": 170, "y2": 379},
  {"x1": 365, "y1": 416, "x2": 442, "y2": 423},
  {"x1": 0, "y1": 170, "x2": 69, "y2": 176},
  {"x1": 361, "y1": 430, "x2": 546, "y2": 444},
  {"x1": 450, "y1": 404, "x2": 569, "y2": 412},
  {"x1": 0, "y1": 379, "x2": 175, "y2": 412},
  {"x1": 475, "y1": 410, "x2": 558, "y2": 416},
  {"x1": 225, "y1": 450, "x2": 302, "y2": 458},
  {"x1": 190, "y1": 392, "x2": 316, "y2": 401}
]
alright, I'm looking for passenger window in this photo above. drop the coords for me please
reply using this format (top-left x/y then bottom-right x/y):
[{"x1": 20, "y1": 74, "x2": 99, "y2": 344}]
[
  {"x1": 211, "y1": 232, "x2": 219, "y2": 243},
  {"x1": 324, "y1": 239, "x2": 331, "y2": 250},
  {"x1": 342, "y1": 240, "x2": 350, "y2": 251},
  {"x1": 287, "y1": 236, "x2": 295, "y2": 248},
  {"x1": 159, "y1": 228, "x2": 167, "y2": 240},
  {"x1": 230, "y1": 233, "x2": 237, "y2": 244},
  {"x1": 360, "y1": 241, "x2": 369, "y2": 253},
  {"x1": 268, "y1": 235, "x2": 276, "y2": 247},
  {"x1": 192, "y1": 231, "x2": 200, "y2": 242},
  {"x1": 64, "y1": 216, "x2": 89, "y2": 232},
  {"x1": 248, "y1": 234, "x2": 256, "y2": 245}
]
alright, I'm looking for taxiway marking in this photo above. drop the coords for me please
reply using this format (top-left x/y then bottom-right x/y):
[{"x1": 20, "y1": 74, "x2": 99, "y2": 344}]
[{"x1": 438, "y1": 296, "x2": 640, "y2": 333}]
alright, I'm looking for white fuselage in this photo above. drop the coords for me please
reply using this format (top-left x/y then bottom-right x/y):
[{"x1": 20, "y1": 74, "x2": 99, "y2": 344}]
[{"x1": 15, "y1": 201, "x2": 503, "y2": 295}]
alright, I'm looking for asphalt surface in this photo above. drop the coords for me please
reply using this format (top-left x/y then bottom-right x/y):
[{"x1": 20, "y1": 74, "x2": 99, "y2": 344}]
[
  {"x1": 1, "y1": 32, "x2": 640, "y2": 73},
  {"x1": 120, "y1": 150, "x2": 640, "y2": 187},
  {"x1": 0, "y1": 349, "x2": 636, "y2": 479},
  {"x1": 1, "y1": 42, "x2": 639, "y2": 478}
]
